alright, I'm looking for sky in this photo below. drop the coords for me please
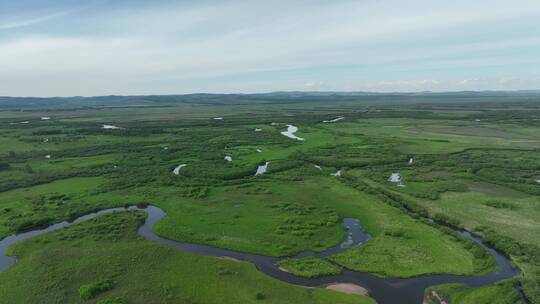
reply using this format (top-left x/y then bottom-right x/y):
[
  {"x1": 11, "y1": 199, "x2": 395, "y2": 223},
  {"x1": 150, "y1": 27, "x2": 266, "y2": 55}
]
[{"x1": 1, "y1": 0, "x2": 540, "y2": 96}]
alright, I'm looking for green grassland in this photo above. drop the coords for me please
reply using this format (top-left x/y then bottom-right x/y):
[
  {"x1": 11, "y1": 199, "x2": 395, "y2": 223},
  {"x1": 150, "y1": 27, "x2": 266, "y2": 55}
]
[
  {"x1": 322, "y1": 118, "x2": 540, "y2": 154},
  {"x1": 153, "y1": 175, "x2": 490, "y2": 276},
  {"x1": 1, "y1": 94, "x2": 539, "y2": 303},
  {"x1": 424, "y1": 282, "x2": 524, "y2": 304},
  {"x1": 0, "y1": 211, "x2": 373, "y2": 304},
  {"x1": 0, "y1": 174, "x2": 490, "y2": 278},
  {"x1": 150, "y1": 181, "x2": 345, "y2": 256},
  {"x1": 318, "y1": 180, "x2": 491, "y2": 277},
  {"x1": 278, "y1": 257, "x2": 341, "y2": 278}
]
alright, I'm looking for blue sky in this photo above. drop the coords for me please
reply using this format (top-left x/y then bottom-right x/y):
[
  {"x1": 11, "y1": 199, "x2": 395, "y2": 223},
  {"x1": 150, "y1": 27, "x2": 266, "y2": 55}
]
[{"x1": 1, "y1": 0, "x2": 540, "y2": 96}]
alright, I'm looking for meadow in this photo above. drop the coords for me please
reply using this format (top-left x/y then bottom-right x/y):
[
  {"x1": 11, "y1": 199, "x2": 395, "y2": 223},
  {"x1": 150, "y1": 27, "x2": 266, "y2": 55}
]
[
  {"x1": 0, "y1": 211, "x2": 373, "y2": 304},
  {"x1": 0, "y1": 92, "x2": 538, "y2": 303}
]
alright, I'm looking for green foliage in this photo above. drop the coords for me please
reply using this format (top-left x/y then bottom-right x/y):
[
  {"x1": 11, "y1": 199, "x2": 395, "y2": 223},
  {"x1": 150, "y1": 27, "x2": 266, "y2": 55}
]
[
  {"x1": 97, "y1": 297, "x2": 127, "y2": 304},
  {"x1": 272, "y1": 202, "x2": 339, "y2": 239},
  {"x1": 433, "y1": 213, "x2": 461, "y2": 228},
  {"x1": 79, "y1": 279, "x2": 114, "y2": 300},
  {"x1": 256, "y1": 292, "x2": 266, "y2": 300},
  {"x1": 425, "y1": 281, "x2": 525, "y2": 304},
  {"x1": 277, "y1": 257, "x2": 341, "y2": 278},
  {"x1": 484, "y1": 200, "x2": 517, "y2": 210},
  {"x1": 383, "y1": 228, "x2": 407, "y2": 238},
  {"x1": 0, "y1": 212, "x2": 372, "y2": 304}
]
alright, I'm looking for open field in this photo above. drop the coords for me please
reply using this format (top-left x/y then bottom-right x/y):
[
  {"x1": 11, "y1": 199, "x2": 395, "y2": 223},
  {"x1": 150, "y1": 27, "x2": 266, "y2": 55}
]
[{"x1": 0, "y1": 92, "x2": 539, "y2": 303}]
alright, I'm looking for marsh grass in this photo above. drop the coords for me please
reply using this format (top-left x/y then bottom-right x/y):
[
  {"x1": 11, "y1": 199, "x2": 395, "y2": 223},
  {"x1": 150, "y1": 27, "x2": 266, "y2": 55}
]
[
  {"x1": 278, "y1": 257, "x2": 341, "y2": 278},
  {"x1": 0, "y1": 97, "x2": 539, "y2": 302}
]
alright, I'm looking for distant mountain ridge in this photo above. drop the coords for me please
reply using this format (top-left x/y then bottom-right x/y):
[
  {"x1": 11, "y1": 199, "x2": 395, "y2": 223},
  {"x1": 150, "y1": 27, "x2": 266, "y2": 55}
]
[{"x1": 1, "y1": 90, "x2": 539, "y2": 110}]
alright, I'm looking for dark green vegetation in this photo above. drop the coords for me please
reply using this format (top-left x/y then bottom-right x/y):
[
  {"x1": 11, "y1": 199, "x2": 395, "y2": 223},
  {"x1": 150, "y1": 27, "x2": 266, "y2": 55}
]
[
  {"x1": 278, "y1": 257, "x2": 341, "y2": 278},
  {"x1": 0, "y1": 92, "x2": 539, "y2": 303},
  {"x1": 79, "y1": 279, "x2": 115, "y2": 300}
]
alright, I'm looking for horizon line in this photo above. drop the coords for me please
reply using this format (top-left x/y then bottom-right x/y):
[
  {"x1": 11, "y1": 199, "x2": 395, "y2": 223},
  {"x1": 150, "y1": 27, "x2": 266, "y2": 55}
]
[{"x1": 2, "y1": 89, "x2": 540, "y2": 99}]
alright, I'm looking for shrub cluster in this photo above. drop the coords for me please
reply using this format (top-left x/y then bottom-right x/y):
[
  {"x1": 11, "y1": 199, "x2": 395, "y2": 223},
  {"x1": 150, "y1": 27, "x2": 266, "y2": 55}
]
[{"x1": 79, "y1": 279, "x2": 114, "y2": 300}]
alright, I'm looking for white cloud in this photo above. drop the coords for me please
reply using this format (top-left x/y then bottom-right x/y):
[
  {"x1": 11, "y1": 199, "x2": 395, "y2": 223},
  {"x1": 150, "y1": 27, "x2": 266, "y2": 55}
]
[
  {"x1": 0, "y1": 0, "x2": 540, "y2": 95},
  {"x1": 366, "y1": 79, "x2": 442, "y2": 91},
  {"x1": 0, "y1": 9, "x2": 79, "y2": 30},
  {"x1": 457, "y1": 79, "x2": 481, "y2": 86},
  {"x1": 303, "y1": 81, "x2": 327, "y2": 89}
]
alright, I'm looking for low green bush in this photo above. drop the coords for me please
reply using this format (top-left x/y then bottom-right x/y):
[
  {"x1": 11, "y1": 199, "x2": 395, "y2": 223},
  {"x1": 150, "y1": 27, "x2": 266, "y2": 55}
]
[
  {"x1": 256, "y1": 292, "x2": 265, "y2": 300},
  {"x1": 484, "y1": 200, "x2": 516, "y2": 210},
  {"x1": 97, "y1": 297, "x2": 126, "y2": 304},
  {"x1": 79, "y1": 279, "x2": 114, "y2": 300}
]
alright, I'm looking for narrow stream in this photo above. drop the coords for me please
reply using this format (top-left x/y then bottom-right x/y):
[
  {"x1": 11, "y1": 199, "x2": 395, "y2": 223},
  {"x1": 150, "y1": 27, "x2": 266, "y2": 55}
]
[
  {"x1": 255, "y1": 162, "x2": 269, "y2": 176},
  {"x1": 323, "y1": 116, "x2": 345, "y2": 123},
  {"x1": 0, "y1": 206, "x2": 518, "y2": 304},
  {"x1": 281, "y1": 125, "x2": 305, "y2": 141},
  {"x1": 172, "y1": 164, "x2": 187, "y2": 175}
]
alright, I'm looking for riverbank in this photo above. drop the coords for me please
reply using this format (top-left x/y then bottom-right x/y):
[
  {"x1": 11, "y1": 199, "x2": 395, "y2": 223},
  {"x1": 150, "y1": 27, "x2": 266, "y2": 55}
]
[{"x1": 0, "y1": 204, "x2": 518, "y2": 304}]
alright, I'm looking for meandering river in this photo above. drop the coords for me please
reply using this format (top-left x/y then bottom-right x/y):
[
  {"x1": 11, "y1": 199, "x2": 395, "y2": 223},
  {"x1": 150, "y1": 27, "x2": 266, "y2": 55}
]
[{"x1": 0, "y1": 206, "x2": 518, "y2": 304}]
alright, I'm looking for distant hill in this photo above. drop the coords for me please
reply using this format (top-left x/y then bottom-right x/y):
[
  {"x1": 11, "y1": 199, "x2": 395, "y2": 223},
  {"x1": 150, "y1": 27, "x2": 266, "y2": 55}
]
[{"x1": 1, "y1": 90, "x2": 539, "y2": 110}]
